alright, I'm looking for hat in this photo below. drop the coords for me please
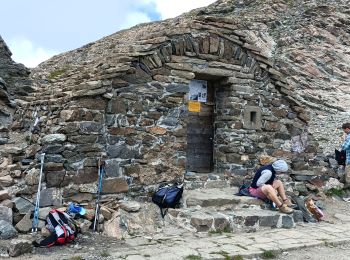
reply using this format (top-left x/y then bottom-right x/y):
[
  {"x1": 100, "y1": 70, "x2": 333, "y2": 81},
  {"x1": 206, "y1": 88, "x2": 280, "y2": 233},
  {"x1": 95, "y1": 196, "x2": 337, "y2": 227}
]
[
  {"x1": 68, "y1": 203, "x2": 86, "y2": 215},
  {"x1": 272, "y1": 159, "x2": 288, "y2": 172}
]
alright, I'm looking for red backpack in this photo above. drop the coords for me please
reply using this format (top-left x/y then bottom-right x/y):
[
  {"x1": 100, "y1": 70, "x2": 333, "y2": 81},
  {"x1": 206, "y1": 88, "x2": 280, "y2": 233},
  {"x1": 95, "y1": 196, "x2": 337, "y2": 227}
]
[
  {"x1": 34, "y1": 209, "x2": 77, "y2": 247},
  {"x1": 47, "y1": 209, "x2": 76, "y2": 244}
]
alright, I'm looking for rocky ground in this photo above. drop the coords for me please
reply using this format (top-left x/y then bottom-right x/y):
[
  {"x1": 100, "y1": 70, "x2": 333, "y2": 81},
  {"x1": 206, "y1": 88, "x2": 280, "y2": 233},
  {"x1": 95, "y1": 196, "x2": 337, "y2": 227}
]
[
  {"x1": 277, "y1": 243, "x2": 350, "y2": 260},
  {"x1": 1, "y1": 194, "x2": 350, "y2": 260}
]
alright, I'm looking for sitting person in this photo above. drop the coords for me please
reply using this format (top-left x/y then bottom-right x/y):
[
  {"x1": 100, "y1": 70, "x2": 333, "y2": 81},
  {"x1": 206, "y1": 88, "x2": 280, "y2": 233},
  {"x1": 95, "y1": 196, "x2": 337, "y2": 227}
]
[{"x1": 249, "y1": 159, "x2": 294, "y2": 214}]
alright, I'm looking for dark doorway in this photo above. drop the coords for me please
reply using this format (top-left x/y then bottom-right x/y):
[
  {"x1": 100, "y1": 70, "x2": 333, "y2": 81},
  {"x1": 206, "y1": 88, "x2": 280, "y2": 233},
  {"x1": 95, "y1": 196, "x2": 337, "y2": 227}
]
[{"x1": 186, "y1": 80, "x2": 215, "y2": 173}]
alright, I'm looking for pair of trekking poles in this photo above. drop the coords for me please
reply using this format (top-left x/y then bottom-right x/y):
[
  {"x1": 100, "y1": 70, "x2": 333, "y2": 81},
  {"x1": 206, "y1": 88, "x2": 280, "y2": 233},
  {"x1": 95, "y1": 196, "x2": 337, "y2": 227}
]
[{"x1": 31, "y1": 154, "x2": 104, "y2": 232}]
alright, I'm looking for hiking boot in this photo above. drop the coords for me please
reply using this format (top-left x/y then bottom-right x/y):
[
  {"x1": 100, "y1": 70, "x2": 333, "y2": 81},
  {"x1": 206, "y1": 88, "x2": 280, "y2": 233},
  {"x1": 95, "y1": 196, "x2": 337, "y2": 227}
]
[
  {"x1": 283, "y1": 198, "x2": 294, "y2": 207},
  {"x1": 279, "y1": 204, "x2": 294, "y2": 214}
]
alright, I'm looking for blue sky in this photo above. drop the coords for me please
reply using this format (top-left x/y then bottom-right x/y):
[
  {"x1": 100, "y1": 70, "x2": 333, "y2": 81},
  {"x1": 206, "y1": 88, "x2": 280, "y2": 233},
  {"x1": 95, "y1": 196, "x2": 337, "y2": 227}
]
[{"x1": 0, "y1": 0, "x2": 216, "y2": 67}]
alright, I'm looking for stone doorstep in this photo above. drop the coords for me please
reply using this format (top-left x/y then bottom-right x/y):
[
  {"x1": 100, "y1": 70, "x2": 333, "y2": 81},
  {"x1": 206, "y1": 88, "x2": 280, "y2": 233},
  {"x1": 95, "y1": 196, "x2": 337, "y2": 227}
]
[
  {"x1": 168, "y1": 206, "x2": 303, "y2": 233},
  {"x1": 183, "y1": 187, "x2": 264, "y2": 208},
  {"x1": 168, "y1": 187, "x2": 304, "y2": 233}
]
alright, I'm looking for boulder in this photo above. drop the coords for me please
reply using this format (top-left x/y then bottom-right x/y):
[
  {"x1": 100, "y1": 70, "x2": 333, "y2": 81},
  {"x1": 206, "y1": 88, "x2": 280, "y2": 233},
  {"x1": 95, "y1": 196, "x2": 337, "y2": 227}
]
[
  {"x1": 0, "y1": 220, "x2": 18, "y2": 239},
  {"x1": 8, "y1": 239, "x2": 32, "y2": 257}
]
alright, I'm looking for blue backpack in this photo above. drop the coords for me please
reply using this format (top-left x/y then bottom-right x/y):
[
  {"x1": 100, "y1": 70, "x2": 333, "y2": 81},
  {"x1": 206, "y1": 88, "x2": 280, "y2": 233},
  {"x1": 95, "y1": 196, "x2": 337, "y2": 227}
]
[{"x1": 152, "y1": 183, "x2": 183, "y2": 218}]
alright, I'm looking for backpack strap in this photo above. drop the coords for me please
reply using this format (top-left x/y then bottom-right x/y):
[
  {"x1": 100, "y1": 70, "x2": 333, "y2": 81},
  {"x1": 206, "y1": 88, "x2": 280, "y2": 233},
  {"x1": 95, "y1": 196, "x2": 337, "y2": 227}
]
[
  {"x1": 57, "y1": 210, "x2": 76, "y2": 241},
  {"x1": 47, "y1": 210, "x2": 66, "y2": 244},
  {"x1": 160, "y1": 207, "x2": 168, "y2": 218}
]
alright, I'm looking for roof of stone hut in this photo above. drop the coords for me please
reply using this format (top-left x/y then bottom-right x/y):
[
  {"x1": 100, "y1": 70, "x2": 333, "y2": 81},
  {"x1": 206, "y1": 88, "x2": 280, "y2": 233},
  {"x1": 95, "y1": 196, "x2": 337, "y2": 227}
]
[{"x1": 30, "y1": 0, "x2": 350, "y2": 112}]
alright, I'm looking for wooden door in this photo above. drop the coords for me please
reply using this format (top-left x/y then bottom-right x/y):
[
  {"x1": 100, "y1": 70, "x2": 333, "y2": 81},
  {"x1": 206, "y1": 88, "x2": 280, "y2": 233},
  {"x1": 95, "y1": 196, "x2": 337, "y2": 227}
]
[{"x1": 186, "y1": 81, "x2": 214, "y2": 173}]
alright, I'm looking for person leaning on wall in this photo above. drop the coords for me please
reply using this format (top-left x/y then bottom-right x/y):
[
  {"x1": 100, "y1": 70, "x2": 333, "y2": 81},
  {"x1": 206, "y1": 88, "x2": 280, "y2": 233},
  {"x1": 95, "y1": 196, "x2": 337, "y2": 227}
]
[{"x1": 341, "y1": 123, "x2": 350, "y2": 185}]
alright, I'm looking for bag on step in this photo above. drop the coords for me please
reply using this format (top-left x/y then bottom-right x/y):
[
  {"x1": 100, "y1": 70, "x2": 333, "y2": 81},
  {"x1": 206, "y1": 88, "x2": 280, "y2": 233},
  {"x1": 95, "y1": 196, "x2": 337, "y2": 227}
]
[
  {"x1": 152, "y1": 183, "x2": 183, "y2": 218},
  {"x1": 33, "y1": 209, "x2": 78, "y2": 247},
  {"x1": 235, "y1": 183, "x2": 251, "y2": 196}
]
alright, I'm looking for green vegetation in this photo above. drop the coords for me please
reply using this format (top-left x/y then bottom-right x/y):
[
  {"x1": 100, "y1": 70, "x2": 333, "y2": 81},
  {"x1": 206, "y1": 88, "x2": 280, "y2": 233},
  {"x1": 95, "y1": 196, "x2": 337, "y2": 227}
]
[
  {"x1": 261, "y1": 250, "x2": 278, "y2": 259},
  {"x1": 233, "y1": 256, "x2": 244, "y2": 260},
  {"x1": 326, "y1": 188, "x2": 344, "y2": 197},
  {"x1": 25, "y1": 134, "x2": 32, "y2": 144},
  {"x1": 210, "y1": 251, "x2": 230, "y2": 260},
  {"x1": 68, "y1": 257, "x2": 83, "y2": 260},
  {"x1": 209, "y1": 227, "x2": 231, "y2": 235},
  {"x1": 236, "y1": 244, "x2": 248, "y2": 250},
  {"x1": 218, "y1": 251, "x2": 230, "y2": 260},
  {"x1": 185, "y1": 255, "x2": 202, "y2": 260},
  {"x1": 48, "y1": 67, "x2": 69, "y2": 80},
  {"x1": 100, "y1": 250, "x2": 110, "y2": 257}
]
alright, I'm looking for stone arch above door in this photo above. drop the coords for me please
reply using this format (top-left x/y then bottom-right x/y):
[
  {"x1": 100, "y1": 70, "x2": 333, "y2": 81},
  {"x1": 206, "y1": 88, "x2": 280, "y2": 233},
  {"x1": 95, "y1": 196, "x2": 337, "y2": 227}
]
[{"x1": 129, "y1": 30, "x2": 307, "y2": 124}]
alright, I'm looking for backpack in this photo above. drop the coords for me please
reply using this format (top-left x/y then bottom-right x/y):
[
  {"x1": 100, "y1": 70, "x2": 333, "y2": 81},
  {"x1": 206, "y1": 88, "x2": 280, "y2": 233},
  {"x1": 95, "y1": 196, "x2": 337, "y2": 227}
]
[
  {"x1": 235, "y1": 183, "x2": 251, "y2": 196},
  {"x1": 37, "y1": 209, "x2": 77, "y2": 247},
  {"x1": 335, "y1": 149, "x2": 346, "y2": 166},
  {"x1": 152, "y1": 183, "x2": 183, "y2": 218}
]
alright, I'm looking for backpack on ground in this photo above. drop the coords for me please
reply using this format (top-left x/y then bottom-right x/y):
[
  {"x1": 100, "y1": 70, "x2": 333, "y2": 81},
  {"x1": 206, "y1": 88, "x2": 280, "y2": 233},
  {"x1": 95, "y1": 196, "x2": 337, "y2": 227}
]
[
  {"x1": 152, "y1": 183, "x2": 183, "y2": 218},
  {"x1": 33, "y1": 209, "x2": 78, "y2": 247}
]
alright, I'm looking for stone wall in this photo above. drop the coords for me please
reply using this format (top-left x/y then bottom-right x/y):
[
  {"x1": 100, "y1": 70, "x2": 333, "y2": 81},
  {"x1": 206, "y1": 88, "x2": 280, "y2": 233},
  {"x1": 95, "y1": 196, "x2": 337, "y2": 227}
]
[
  {"x1": 2, "y1": 0, "x2": 349, "y2": 203},
  {"x1": 2, "y1": 27, "x2": 321, "y2": 202}
]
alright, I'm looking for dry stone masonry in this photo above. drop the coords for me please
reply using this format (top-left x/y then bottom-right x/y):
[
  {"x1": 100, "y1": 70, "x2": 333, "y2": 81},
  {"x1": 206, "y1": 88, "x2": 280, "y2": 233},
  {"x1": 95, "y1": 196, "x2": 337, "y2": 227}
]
[
  {"x1": 0, "y1": 0, "x2": 349, "y2": 241},
  {"x1": 12, "y1": 21, "x2": 314, "y2": 194}
]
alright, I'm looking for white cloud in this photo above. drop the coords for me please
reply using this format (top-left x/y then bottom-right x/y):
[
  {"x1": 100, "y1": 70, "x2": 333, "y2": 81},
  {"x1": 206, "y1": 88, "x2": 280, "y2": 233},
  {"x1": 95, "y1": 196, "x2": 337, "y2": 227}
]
[
  {"x1": 8, "y1": 37, "x2": 58, "y2": 68},
  {"x1": 120, "y1": 11, "x2": 152, "y2": 30},
  {"x1": 152, "y1": 0, "x2": 217, "y2": 19},
  {"x1": 7, "y1": 1, "x2": 216, "y2": 68}
]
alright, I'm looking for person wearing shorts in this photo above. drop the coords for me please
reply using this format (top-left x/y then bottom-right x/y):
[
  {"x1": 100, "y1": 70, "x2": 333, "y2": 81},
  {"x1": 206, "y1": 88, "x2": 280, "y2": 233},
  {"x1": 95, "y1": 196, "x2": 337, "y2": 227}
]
[{"x1": 249, "y1": 159, "x2": 294, "y2": 214}]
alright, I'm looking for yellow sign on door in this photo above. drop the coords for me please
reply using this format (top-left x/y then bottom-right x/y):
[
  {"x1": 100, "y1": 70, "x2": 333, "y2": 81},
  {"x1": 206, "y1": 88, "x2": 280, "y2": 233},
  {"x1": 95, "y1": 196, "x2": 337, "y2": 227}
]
[{"x1": 188, "y1": 101, "x2": 201, "y2": 112}]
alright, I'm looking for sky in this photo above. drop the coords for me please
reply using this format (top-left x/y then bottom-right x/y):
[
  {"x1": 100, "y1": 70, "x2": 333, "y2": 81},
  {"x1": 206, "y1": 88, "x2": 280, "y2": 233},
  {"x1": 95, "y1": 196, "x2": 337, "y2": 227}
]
[{"x1": 0, "y1": 0, "x2": 217, "y2": 68}]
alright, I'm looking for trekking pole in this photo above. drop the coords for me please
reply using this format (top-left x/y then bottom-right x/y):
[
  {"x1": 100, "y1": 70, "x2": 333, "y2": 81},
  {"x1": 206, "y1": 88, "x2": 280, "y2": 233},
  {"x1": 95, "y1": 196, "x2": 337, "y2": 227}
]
[
  {"x1": 93, "y1": 159, "x2": 104, "y2": 232},
  {"x1": 32, "y1": 153, "x2": 45, "y2": 233}
]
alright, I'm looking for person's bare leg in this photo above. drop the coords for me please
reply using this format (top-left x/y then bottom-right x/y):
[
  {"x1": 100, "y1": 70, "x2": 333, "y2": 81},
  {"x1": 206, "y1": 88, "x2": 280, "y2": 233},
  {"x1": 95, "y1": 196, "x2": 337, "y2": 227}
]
[
  {"x1": 272, "y1": 179, "x2": 288, "y2": 201},
  {"x1": 261, "y1": 184, "x2": 293, "y2": 214},
  {"x1": 261, "y1": 184, "x2": 283, "y2": 207}
]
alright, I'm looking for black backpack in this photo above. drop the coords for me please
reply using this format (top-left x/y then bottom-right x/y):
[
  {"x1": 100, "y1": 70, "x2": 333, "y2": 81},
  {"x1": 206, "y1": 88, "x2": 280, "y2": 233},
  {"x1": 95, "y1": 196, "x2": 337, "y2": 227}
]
[
  {"x1": 335, "y1": 149, "x2": 346, "y2": 166},
  {"x1": 235, "y1": 183, "x2": 251, "y2": 196},
  {"x1": 152, "y1": 183, "x2": 183, "y2": 218}
]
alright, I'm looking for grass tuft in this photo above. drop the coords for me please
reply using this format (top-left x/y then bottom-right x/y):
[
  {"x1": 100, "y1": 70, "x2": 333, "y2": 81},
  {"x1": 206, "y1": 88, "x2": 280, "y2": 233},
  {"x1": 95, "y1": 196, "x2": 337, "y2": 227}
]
[
  {"x1": 48, "y1": 67, "x2": 69, "y2": 80},
  {"x1": 100, "y1": 250, "x2": 110, "y2": 257},
  {"x1": 185, "y1": 255, "x2": 202, "y2": 260},
  {"x1": 261, "y1": 250, "x2": 278, "y2": 259},
  {"x1": 326, "y1": 188, "x2": 344, "y2": 197}
]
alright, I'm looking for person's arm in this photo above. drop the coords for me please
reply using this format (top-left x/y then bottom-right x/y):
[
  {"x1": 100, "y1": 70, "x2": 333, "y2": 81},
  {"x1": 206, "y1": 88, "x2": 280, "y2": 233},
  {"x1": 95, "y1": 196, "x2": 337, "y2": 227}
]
[
  {"x1": 256, "y1": 170, "x2": 272, "y2": 187},
  {"x1": 341, "y1": 135, "x2": 350, "y2": 150}
]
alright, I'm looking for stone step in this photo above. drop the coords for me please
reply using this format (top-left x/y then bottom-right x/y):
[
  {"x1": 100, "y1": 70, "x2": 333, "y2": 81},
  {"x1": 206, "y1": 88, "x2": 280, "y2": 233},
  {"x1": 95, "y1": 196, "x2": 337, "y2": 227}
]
[
  {"x1": 166, "y1": 187, "x2": 304, "y2": 233},
  {"x1": 184, "y1": 177, "x2": 230, "y2": 190},
  {"x1": 183, "y1": 187, "x2": 264, "y2": 209},
  {"x1": 184, "y1": 187, "x2": 238, "y2": 208},
  {"x1": 167, "y1": 205, "x2": 303, "y2": 233}
]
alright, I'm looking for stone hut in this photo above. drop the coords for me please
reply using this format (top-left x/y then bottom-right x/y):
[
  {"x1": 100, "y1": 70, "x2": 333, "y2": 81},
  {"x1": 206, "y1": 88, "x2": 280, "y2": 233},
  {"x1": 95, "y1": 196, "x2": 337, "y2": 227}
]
[{"x1": 2, "y1": 0, "x2": 350, "y2": 202}]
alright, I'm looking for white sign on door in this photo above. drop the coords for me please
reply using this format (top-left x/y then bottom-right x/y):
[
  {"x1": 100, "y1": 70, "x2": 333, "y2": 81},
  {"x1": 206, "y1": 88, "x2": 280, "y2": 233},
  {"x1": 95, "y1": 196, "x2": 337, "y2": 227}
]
[{"x1": 189, "y1": 80, "x2": 207, "y2": 103}]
